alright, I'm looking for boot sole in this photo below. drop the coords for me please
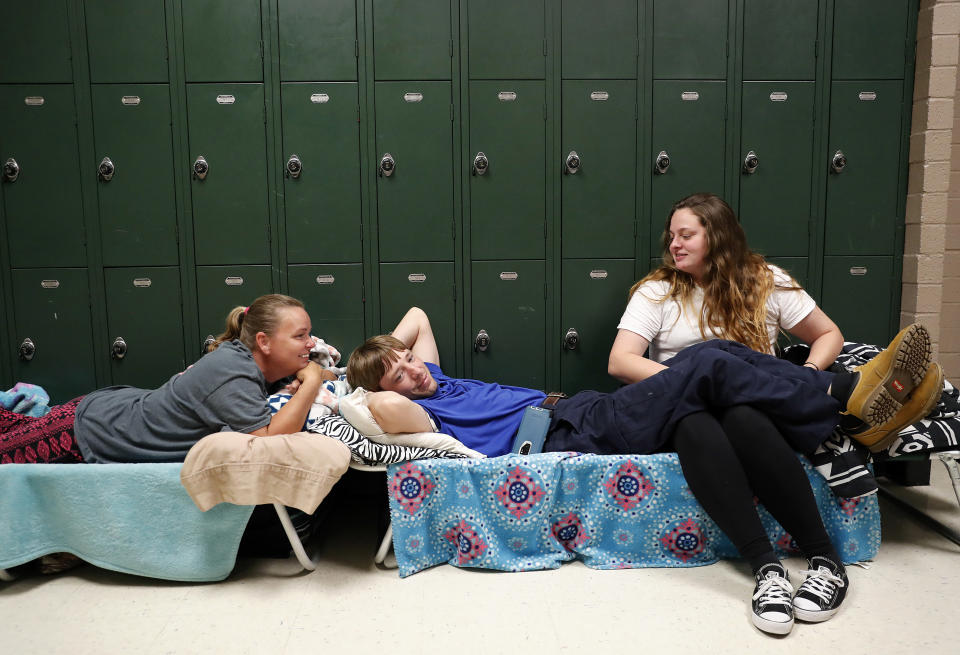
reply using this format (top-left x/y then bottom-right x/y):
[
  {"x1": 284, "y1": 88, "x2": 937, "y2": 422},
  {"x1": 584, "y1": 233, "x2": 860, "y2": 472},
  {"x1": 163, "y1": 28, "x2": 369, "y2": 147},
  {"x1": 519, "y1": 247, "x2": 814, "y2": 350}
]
[
  {"x1": 865, "y1": 363, "x2": 944, "y2": 453},
  {"x1": 855, "y1": 325, "x2": 931, "y2": 425}
]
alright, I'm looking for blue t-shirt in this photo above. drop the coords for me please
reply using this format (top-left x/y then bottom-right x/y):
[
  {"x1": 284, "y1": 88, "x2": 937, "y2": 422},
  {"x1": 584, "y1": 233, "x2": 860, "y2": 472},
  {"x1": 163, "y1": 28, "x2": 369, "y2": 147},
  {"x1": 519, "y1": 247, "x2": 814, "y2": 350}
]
[{"x1": 414, "y1": 363, "x2": 546, "y2": 457}]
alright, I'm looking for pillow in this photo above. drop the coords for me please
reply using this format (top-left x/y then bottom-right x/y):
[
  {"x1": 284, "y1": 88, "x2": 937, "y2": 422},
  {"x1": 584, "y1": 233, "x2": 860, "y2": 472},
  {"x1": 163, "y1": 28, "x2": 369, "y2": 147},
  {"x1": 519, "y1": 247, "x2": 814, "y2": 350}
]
[{"x1": 339, "y1": 388, "x2": 484, "y2": 459}]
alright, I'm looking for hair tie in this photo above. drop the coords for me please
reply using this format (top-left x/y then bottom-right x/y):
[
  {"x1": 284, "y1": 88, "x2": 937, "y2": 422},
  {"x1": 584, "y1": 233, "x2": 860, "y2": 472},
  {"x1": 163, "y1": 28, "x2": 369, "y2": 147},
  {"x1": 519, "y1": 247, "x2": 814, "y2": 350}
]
[{"x1": 242, "y1": 306, "x2": 250, "y2": 315}]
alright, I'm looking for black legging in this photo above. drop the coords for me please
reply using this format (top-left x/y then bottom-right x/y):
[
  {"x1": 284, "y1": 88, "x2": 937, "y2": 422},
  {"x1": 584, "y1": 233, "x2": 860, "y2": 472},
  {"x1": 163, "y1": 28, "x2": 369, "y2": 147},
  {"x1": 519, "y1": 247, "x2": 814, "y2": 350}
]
[{"x1": 671, "y1": 405, "x2": 838, "y2": 572}]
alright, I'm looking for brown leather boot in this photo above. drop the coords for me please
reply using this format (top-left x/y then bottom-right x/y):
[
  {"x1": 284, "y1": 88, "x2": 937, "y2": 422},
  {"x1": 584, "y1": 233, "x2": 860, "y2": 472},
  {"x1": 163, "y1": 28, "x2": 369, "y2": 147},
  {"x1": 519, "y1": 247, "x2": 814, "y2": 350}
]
[{"x1": 851, "y1": 362, "x2": 943, "y2": 453}]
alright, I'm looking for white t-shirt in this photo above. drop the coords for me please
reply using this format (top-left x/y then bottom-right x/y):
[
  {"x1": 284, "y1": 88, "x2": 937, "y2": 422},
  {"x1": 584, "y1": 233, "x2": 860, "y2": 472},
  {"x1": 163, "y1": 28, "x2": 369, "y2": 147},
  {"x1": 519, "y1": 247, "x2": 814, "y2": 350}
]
[{"x1": 617, "y1": 265, "x2": 816, "y2": 363}]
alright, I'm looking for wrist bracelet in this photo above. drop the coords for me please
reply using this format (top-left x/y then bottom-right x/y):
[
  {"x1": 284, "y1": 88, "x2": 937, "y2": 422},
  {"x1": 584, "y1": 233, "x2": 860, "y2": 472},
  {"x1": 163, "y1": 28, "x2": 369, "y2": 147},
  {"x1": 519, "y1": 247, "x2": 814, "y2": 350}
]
[{"x1": 803, "y1": 361, "x2": 820, "y2": 371}]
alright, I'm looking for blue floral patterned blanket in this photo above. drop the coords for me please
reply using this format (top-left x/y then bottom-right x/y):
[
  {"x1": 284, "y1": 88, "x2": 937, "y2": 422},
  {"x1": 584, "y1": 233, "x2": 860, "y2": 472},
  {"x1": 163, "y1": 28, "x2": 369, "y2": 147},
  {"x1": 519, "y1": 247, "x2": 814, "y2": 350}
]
[{"x1": 388, "y1": 452, "x2": 880, "y2": 578}]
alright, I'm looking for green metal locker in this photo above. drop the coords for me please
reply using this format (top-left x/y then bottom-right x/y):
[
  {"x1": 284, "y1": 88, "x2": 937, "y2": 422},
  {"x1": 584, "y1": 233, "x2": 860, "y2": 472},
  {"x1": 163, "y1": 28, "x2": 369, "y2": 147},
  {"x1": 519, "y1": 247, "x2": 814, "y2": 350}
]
[
  {"x1": 653, "y1": 0, "x2": 728, "y2": 79},
  {"x1": 832, "y1": 0, "x2": 910, "y2": 79},
  {"x1": 560, "y1": 0, "x2": 638, "y2": 79},
  {"x1": 650, "y1": 80, "x2": 727, "y2": 257},
  {"x1": 282, "y1": 82, "x2": 363, "y2": 264},
  {"x1": 103, "y1": 267, "x2": 186, "y2": 388},
  {"x1": 468, "y1": 80, "x2": 546, "y2": 260},
  {"x1": 84, "y1": 0, "x2": 169, "y2": 83},
  {"x1": 372, "y1": 0, "x2": 452, "y2": 80},
  {"x1": 91, "y1": 84, "x2": 179, "y2": 266},
  {"x1": 470, "y1": 260, "x2": 545, "y2": 390},
  {"x1": 278, "y1": 0, "x2": 358, "y2": 81},
  {"x1": 742, "y1": 0, "x2": 818, "y2": 81},
  {"x1": 468, "y1": 0, "x2": 546, "y2": 80},
  {"x1": 560, "y1": 259, "x2": 635, "y2": 393},
  {"x1": 379, "y1": 262, "x2": 456, "y2": 372},
  {"x1": 288, "y1": 263, "x2": 366, "y2": 364},
  {"x1": 820, "y1": 256, "x2": 894, "y2": 346},
  {"x1": 560, "y1": 80, "x2": 637, "y2": 259},
  {"x1": 0, "y1": 85, "x2": 86, "y2": 268},
  {"x1": 0, "y1": 2, "x2": 73, "y2": 83},
  {"x1": 825, "y1": 80, "x2": 904, "y2": 256},
  {"x1": 195, "y1": 265, "x2": 273, "y2": 354},
  {"x1": 11, "y1": 268, "x2": 96, "y2": 403},
  {"x1": 738, "y1": 82, "x2": 816, "y2": 257},
  {"x1": 182, "y1": 0, "x2": 263, "y2": 82},
  {"x1": 374, "y1": 81, "x2": 455, "y2": 262},
  {"x1": 186, "y1": 83, "x2": 271, "y2": 265}
]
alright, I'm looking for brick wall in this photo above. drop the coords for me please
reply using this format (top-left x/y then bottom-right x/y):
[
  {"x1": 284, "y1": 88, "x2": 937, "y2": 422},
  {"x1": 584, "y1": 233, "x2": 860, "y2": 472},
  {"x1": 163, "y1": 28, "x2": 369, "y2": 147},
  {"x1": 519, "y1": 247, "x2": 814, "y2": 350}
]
[{"x1": 903, "y1": 0, "x2": 960, "y2": 380}]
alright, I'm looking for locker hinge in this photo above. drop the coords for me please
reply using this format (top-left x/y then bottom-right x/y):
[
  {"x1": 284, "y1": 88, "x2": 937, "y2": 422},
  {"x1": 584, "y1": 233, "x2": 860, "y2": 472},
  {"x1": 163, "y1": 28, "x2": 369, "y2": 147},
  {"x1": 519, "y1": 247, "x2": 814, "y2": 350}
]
[
  {"x1": 450, "y1": 104, "x2": 454, "y2": 121},
  {"x1": 452, "y1": 284, "x2": 457, "y2": 301},
  {"x1": 635, "y1": 103, "x2": 639, "y2": 121},
  {"x1": 543, "y1": 221, "x2": 547, "y2": 239},
  {"x1": 361, "y1": 283, "x2": 365, "y2": 303},
  {"x1": 543, "y1": 40, "x2": 547, "y2": 56},
  {"x1": 636, "y1": 38, "x2": 640, "y2": 58},
  {"x1": 355, "y1": 40, "x2": 359, "y2": 58},
  {"x1": 259, "y1": 40, "x2": 264, "y2": 62},
  {"x1": 543, "y1": 283, "x2": 548, "y2": 299},
  {"x1": 543, "y1": 104, "x2": 547, "y2": 120},
  {"x1": 450, "y1": 40, "x2": 454, "y2": 58},
  {"x1": 814, "y1": 39, "x2": 819, "y2": 59},
  {"x1": 725, "y1": 39, "x2": 729, "y2": 58},
  {"x1": 451, "y1": 219, "x2": 456, "y2": 240},
  {"x1": 266, "y1": 225, "x2": 271, "y2": 244}
]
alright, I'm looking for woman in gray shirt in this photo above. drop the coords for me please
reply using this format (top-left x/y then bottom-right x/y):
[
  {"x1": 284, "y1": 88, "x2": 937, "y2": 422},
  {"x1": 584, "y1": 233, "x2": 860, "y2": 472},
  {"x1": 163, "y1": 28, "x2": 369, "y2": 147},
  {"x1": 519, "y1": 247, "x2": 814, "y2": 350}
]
[{"x1": 1, "y1": 294, "x2": 326, "y2": 464}]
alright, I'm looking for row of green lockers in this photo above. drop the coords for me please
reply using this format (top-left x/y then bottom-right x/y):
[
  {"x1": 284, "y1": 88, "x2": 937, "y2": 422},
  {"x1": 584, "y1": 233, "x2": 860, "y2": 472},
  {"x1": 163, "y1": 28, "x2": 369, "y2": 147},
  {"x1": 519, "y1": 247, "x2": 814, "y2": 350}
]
[{"x1": 0, "y1": 1, "x2": 917, "y2": 402}]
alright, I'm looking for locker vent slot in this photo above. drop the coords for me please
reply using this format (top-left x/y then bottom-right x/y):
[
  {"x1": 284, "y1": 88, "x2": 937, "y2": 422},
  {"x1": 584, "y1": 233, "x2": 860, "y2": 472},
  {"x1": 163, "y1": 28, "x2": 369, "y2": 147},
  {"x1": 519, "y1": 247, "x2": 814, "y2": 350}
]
[
  {"x1": 310, "y1": 93, "x2": 330, "y2": 104},
  {"x1": 403, "y1": 92, "x2": 423, "y2": 103},
  {"x1": 499, "y1": 271, "x2": 518, "y2": 281},
  {"x1": 498, "y1": 91, "x2": 517, "y2": 102},
  {"x1": 681, "y1": 91, "x2": 699, "y2": 101},
  {"x1": 407, "y1": 273, "x2": 426, "y2": 283},
  {"x1": 24, "y1": 96, "x2": 45, "y2": 106},
  {"x1": 216, "y1": 95, "x2": 236, "y2": 105},
  {"x1": 589, "y1": 269, "x2": 608, "y2": 279},
  {"x1": 315, "y1": 275, "x2": 335, "y2": 285},
  {"x1": 224, "y1": 276, "x2": 244, "y2": 286},
  {"x1": 133, "y1": 278, "x2": 152, "y2": 288},
  {"x1": 858, "y1": 91, "x2": 877, "y2": 101},
  {"x1": 590, "y1": 91, "x2": 609, "y2": 101},
  {"x1": 121, "y1": 96, "x2": 142, "y2": 106},
  {"x1": 769, "y1": 92, "x2": 788, "y2": 102},
  {"x1": 40, "y1": 280, "x2": 60, "y2": 289}
]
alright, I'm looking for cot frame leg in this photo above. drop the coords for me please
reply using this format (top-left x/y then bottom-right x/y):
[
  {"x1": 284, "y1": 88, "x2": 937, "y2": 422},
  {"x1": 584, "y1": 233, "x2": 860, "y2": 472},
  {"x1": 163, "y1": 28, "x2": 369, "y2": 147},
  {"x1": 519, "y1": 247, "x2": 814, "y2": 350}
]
[
  {"x1": 0, "y1": 568, "x2": 14, "y2": 582},
  {"x1": 272, "y1": 502, "x2": 318, "y2": 571},
  {"x1": 877, "y1": 450, "x2": 960, "y2": 547}
]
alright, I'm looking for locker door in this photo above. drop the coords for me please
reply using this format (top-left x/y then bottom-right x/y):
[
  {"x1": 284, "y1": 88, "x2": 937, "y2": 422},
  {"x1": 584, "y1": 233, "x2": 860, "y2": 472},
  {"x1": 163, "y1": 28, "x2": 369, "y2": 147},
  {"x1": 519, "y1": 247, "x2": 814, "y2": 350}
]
[
  {"x1": 820, "y1": 256, "x2": 894, "y2": 347},
  {"x1": 766, "y1": 257, "x2": 809, "y2": 290},
  {"x1": 195, "y1": 266, "x2": 274, "y2": 353},
  {"x1": 11, "y1": 269, "x2": 96, "y2": 403},
  {"x1": 0, "y1": 85, "x2": 86, "y2": 267},
  {"x1": 288, "y1": 264, "x2": 366, "y2": 364},
  {"x1": 92, "y1": 84, "x2": 178, "y2": 266},
  {"x1": 653, "y1": 0, "x2": 728, "y2": 79},
  {"x1": 738, "y1": 82, "x2": 815, "y2": 257},
  {"x1": 560, "y1": 259, "x2": 635, "y2": 394},
  {"x1": 85, "y1": 0, "x2": 168, "y2": 83},
  {"x1": 104, "y1": 267, "x2": 186, "y2": 388},
  {"x1": 0, "y1": 2, "x2": 72, "y2": 83},
  {"x1": 470, "y1": 260, "x2": 545, "y2": 390},
  {"x1": 187, "y1": 84, "x2": 270, "y2": 265},
  {"x1": 374, "y1": 82, "x2": 454, "y2": 262},
  {"x1": 825, "y1": 81, "x2": 903, "y2": 256},
  {"x1": 832, "y1": 0, "x2": 909, "y2": 79},
  {"x1": 468, "y1": 0, "x2": 545, "y2": 79},
  {"x1": 469, "y1": 81, "x2": 546, "y2": 260},
  {"x1": 560, "y1": 0, "x2": 638, "y2": 79},
  {"x1": 282, "y1": 83, "x2": 362, "y2": 263},
  {"x1": 279, "y1": 0, "x2": 358, "y2": 81},
  {"x1": 372, "y1": 0, "x2": 452, "y2": 80},
  {"x1": 379, "y1": 263, "x2": 456, "y2": 372},
  {"x1": 650, "y1": 81, "x2": 726, "y2": 257},
  {"x1": 742, "y1": 0, "x2": 818, "y2": 81},
  {"x1": 182, "y1": 0, "x2": 263, "y2": 82},
  {"x1": 561, "y1": 80, "x2": 637, "y2": 258}
]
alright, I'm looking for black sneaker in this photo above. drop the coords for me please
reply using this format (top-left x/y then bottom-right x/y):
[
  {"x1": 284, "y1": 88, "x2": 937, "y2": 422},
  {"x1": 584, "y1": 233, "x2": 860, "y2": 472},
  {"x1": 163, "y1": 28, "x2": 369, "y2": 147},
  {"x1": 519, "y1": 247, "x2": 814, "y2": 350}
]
[
  {"x1": 793, "y1": 556, "x2": 848, "y2": 622},
  {"x1": 752, "y1": 563, "x2": 795, "y2": 635}
]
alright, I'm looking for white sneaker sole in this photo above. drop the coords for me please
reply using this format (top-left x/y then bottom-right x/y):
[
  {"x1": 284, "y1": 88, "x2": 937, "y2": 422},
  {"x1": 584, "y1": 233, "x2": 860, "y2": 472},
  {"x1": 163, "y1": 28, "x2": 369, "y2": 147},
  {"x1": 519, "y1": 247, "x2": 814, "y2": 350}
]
[
  {"x1": 793, "y1": 606, "x2": 840, "y2": 623},
  {"x1": 752, "y1": 612, "x2": 794, "y2": 635}
]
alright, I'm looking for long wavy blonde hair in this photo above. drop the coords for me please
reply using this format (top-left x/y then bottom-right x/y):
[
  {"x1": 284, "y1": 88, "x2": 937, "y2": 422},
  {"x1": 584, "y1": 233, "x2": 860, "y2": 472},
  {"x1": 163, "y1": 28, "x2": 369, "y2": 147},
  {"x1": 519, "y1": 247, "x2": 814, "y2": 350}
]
[{"x1": 628, "y1": 193, "x2": 801, "y2": 354}]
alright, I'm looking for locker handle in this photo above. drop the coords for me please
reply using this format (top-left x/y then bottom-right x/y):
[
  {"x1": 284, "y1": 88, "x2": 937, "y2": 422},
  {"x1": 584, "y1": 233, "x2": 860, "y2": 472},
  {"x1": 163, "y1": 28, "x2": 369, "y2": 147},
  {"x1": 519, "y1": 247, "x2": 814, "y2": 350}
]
[
  {"x1": 472, "y1": 151, "x2": 488, "y2": 176},
  {"x1": 742, "y1": 150, "x2": 759, "y2": 175},
  {"x1": 474, "y1": 329, "x2": 490, "y2": 352},
  {"x1": 654, "y1": 150, "x2": 670, "y2": 175},
  {"x1": 286, "y1": 154, "x2": 302, "y2": 179},
  {"x1": 564, "y1": 151, "x2": 581, "y2": 175},
  {"x1": 193, "y1": 155, "x2": 209, "y2": 180},
  {"x1": 563, "y1": 328, "x2": 580, "y2": 350},
  {"x1": 379, "y1": 153, "x2": 395, "y2": 177},
  {"x1": 98, "y1": 156, "x2": 115, "y2": 182},
  {"x1": 830, "y1": 150, "x2": 846, "y2": 174},
  {"x1": 3, "y1": 158, "x2": 20, "y2": 183},
  {"x1": 111, "y1": 336, "x2": 128, "y2": 360},
  {"x1": 18, "y1": 338, "x2": 35, "y2": 362}
]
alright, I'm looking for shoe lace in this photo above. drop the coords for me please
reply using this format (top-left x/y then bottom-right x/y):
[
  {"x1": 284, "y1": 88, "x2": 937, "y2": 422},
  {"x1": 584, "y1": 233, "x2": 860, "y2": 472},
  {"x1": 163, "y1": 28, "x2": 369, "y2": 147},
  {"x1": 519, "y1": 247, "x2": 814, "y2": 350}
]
[
  {"x1": 753, "y1": 573, "x2": 794, "y2": 606},
  {"x1": 797, "y1": 566, "x2": 845, "y2": 602}
]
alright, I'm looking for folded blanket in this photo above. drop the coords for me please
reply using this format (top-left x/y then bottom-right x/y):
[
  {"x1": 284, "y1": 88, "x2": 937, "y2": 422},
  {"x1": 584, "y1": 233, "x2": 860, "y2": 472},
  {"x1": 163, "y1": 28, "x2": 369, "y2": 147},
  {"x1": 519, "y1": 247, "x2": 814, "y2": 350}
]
[{"x1": 0, "y1": 463, "x2": 253, "y2": 582}]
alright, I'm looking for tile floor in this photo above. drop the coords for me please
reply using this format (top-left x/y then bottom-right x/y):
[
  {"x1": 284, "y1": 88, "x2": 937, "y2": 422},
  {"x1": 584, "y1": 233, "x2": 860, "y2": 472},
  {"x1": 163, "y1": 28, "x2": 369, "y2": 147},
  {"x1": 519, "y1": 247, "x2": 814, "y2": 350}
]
[{"x1": 2, "y1": 463, "x2": 958, "y2": 655}]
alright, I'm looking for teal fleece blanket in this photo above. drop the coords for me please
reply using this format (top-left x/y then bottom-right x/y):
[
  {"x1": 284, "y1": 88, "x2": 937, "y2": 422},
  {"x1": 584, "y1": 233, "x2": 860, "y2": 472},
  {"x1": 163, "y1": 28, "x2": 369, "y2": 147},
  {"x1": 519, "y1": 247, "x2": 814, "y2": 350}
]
[{"x1": 0, "y1": 463, "x2": 254, "y2": 582}]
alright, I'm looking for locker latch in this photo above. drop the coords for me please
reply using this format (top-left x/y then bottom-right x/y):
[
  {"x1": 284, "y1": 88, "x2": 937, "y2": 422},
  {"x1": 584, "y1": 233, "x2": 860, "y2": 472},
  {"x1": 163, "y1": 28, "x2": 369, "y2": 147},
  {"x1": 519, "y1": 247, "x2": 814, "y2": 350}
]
[
  {"x1": 742, "y1": 150, "x2": 759, "y2": 175},
  {"x1": 830, "y1": 150, "x2": 846, "y2": 174},
  {"x1": 474, "y1": 329, "x2": 490, "y2": 352},
  {"x1": 286, "y1": 154, "x2": 302, "y2": 179},
  {"x1": 563, "y1": 328, "x2": 580, "y2": 350},
  {"x1": 18, "y1": 338, "x2": 35, "y2": 361},
  {"x1": 98, "y1": 157, "x2": 115, "y2": 182},
  {"x1": 379, "y1": 153, "x2": 395, "y2": 177},
  {"x1": 2, "y1": 158, "x2": 19, "y2": 183},
  {"x1": 654, "y1": 150, "x2": 670, "y2": 175},
  {"x1": 111, "y1": 336, "x2": 128, "y2": 360},
  {"x1": 472, "y1": 152, "x2": 488, "y2": 176},
  {"x1": 193, "y1": 155, "x2": 209, "y2": 180},
  {"x1": 564, "y1": 151, "x2": 581, "y2": 175},
  {"x1": 202, "y1": 334, "x2": 216, "y2": 354}
]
